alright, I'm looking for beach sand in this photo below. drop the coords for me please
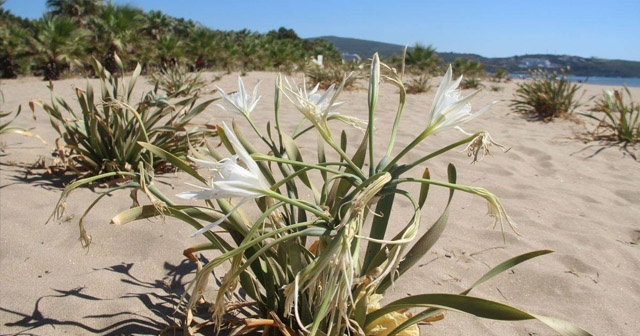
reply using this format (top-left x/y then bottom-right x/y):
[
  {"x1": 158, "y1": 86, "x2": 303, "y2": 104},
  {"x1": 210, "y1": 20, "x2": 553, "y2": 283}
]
[{"x1": 1, "y1": 71, "x2": 638, "y2": 335}]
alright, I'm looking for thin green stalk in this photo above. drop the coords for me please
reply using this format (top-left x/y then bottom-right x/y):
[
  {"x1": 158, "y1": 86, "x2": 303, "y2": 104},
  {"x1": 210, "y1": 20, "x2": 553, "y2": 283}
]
[
  {"x1": 253, "y1": 188, "x2": 331, "y2": 222},
  {"x1": 317, "y1": 124, "x2": 365, "y2": 177},
  {"x1": 254, "y1": 153, "x2": 352, "y2": 177},
  {"x1": 243, "y1": 113, "x2": 274, "y2": 148},
  {"x1": 308, "y1": 276, "x2": 338, "y2": 336},
  {"x1": 383, "y1": 124, "x2": 435, "y2": 172},
  {"x1": 368, "y1": 54, "x2": 380, "y2": 177},
  {"x1": 390, "y1": 132, "x2": 479, "y2": 175}
]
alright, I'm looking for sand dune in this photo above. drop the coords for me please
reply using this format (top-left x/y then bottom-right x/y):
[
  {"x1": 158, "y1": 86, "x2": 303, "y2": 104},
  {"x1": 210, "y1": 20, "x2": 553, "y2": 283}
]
[{"x1": 1, "y1": 72, "x2": 638, "y2": 335}]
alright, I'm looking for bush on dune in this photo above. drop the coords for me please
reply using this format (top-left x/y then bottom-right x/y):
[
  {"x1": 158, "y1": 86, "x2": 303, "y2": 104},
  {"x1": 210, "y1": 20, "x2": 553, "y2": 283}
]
[
  {"x1": 47, "y1": 54, "x2": 593, "y2": 336},
  {"x1": 511, "y1": 67, "x2": 584, "y2": 121},
  {"x1": 583, "y1": 87, "x2": 640, "y2": 144},
  {"x1": 31, "y1": 57, "x2": 218, "y2": 179}
]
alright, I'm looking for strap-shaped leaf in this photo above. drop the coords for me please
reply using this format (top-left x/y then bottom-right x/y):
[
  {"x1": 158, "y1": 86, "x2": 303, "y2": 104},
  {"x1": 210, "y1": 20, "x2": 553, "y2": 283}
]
[
  {"x1": 376, "y1": 164, "x2": 457, "y2": 293},
  {"x1": 387, "y1": 250, "x2": 555, "y2": 335},
  {"x1": 111, "y1": 205, "x2": 160, "y2": 225},
  {"x1": 362, "y1": 191, "x2": 395, "y2": 272},
  {"x1": 417, "y1": 168, "x2": 430, "y2": 208},
  {"x1": 327, "y1": 129, "x2": 368, "y2": 212},
  {"x1": 365, "y1": 293, "x2": 593, "y2": 336},
  {"x1": 281, "y1": 131, "x2": 320, "y2": 203},
  {"x1": 138, "y1": 141, "x2": 205, "y2": 184}
]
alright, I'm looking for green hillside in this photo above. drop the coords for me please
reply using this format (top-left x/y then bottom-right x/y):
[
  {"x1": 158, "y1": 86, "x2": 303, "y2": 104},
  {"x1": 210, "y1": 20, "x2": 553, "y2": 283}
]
[{"x1": 313, "y1": 36, "x2": 640, "y2": 77}]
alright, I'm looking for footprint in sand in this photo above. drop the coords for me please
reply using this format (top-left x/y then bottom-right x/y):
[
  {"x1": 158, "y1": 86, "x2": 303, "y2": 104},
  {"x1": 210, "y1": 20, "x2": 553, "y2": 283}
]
[
  {"x1": 510, "y1": 145, "x2": 556, "y2": 175},
  {"x1": 613, "y1": 189, "x2": 640, "y2": 204}
]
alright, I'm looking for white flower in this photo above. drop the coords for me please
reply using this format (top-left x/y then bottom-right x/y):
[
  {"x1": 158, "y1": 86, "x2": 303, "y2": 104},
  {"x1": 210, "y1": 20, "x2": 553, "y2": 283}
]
[
  {"x1": 283, "y1": 78, "x2": 368, "y2": 133},
  {"x1": 283, "y1": 78, "x2": 343, "y2": 122},
  {"x1": 428, "y1": 65, "x2": 494, "y2": 134},
  {"x1": 177, "y1": 122, "x2": 270, "y2": 235},
  {"x1": 216, "y1": 76, "x2": 262, "y2": 116}
]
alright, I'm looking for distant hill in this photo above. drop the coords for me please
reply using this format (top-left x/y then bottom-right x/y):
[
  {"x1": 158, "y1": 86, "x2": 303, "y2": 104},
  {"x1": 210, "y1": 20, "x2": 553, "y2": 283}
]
[
  {"x1": 309, "y1": 36, "x2": 405, "y2": 59},
  {"x1": 310, "y1": 36, "x2": 640, "y2": 78}
]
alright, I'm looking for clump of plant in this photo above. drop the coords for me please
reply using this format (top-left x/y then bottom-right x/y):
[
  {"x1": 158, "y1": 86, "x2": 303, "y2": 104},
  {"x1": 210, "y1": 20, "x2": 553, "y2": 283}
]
[
  {"x1": 51, "y1": 54, "x2": 592, "y2": 336},
  {"x1": 0, "y1": 89, "x2": 45, "y2": 151},
  {"x1": 305, "y1": 63, "x2": 361, "y2": 90},
  {"x1": 490, "y1": 84, "x2": 504, "y2": 92},
  {"x1": 461, "y1": 77, "x2": 484, "y2": 89},
  {"x1": 511, "y1": 67, "x2": 584, "y2": 120},
  {"x1": 31, "y1": 57, "x2": 218, "y2": 178},
  {"x1": 491, "y1": 68, "x2": 509, "y2": 83},
  {"x1": 583, "y1": 87, "x2": 639, "y2": 144},
  {"x1": 453, "y1": 59, "x2": 485, "y2": 90},
  {"x1": 404, "y1": 43, "x2": 440, "y2": 75},
  {"x1": 405, "y1": 74, "x2": 431, "y2": 94},
  {"x1": 148, "y1": 63, "x2": 212, "y2": 98}
]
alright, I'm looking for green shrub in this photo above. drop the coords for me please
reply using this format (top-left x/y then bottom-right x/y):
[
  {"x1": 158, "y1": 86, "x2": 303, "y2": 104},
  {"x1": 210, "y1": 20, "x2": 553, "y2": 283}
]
[
  {"x1": 405, "y1": 74, "x2": 431, "y2": 94},
  {"x1": 461, "y1": 77, "x2": 484, "y2": 89},
  {"x1": 305, "y1": 63, "x2": 361, "y2": 90},
  {"x1": 511, "y1": 68, "x2": 584, "y2": 120},
  {"x1": 148, "y1": 64, "x2": 213, "y2": 98},
  {"x1": 583, "y1": 87, "x2": 640, "y2": 143},
  {"x1": 490, "y1": 84, "x2": 504, "y2": 92},
  {"x1": 51, "y1": 58, "x2": 592, "y2": 336},
  {"x1": 491, "y1": 68, "x2": 508, "y2": 82},
  {"x1": 31, "y1": 59, "x2": 217, "y2": 178}
]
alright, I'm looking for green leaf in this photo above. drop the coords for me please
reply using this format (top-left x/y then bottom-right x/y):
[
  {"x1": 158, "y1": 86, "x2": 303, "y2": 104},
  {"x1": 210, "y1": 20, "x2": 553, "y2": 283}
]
[
  {"x1": 388, "y1": 250, "x2": 554, "y2": 335},
  {"x1": 281, "y1": 131, "x2": 320, "y2": 202},
  {"x1": 362, "y1": 191, "x2": 395, "y2": 272},
  {"x1": 366, "y1": 294, "x2": 593, "y2": 336},
  {"x1": 111, "y1": 205, "x2": 160, "y2": 225},
  {"x1": 138, "y1": 141, "x2": 206, "y2": 184},
  {"x1": 376, "y1": 164, "x2": 457, "y2": 293},
  {"x1": 464, "y1": 250, "x2": 554, "y2": 295},
  {"x1": 417, "y1": 168, "x2": 430, "y2": 208},
  {"x1": 126, "y1": 63, "x2": 142, "y2": 101},
  {"x1": 326, "y1": 129, "x2": 368, "y2": 212}
]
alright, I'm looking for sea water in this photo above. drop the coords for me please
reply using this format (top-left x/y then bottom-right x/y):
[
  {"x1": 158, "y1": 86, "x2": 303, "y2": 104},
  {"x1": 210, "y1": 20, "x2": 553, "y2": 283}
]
[
  {"x1": 508, "y1": 74, "x2": 640, "y2": 87},
  {"x1": 565, "y1": 75, "x2": 640, "y2": 87}
]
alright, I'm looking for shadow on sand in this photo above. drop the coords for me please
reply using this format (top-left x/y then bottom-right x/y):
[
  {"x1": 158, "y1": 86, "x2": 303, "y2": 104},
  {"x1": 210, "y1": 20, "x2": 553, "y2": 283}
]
[
  {"x1": 1, "y1": 260, "x2": 198, "y2": 335},
  {"x1": 571, "y1": 141, "x2": 638, "y2": 160}
]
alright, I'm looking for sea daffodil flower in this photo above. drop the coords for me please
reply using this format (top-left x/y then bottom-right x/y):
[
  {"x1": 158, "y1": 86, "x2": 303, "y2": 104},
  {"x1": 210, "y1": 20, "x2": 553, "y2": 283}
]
[
  {"x1": 283, "y1": 77, "x2": 367, "y2": 132},
  {"x1": 216, "y1": 76, "x2": 262, "y2": 116},
  {"x1": 284, "y1": 78, "x2": 342, "y2": 121},
  {"x1": 427, "y1": 65, "x2": 494, "y2": 134},
  {"x1": 177, "y1": 122, "x2": 270, "y2": 236}
]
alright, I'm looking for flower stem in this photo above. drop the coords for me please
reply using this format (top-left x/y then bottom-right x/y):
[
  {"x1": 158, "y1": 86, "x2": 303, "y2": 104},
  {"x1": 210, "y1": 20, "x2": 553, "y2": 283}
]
[{"x1": 393, "y1": 132, "x2": 480, "y2": 175}]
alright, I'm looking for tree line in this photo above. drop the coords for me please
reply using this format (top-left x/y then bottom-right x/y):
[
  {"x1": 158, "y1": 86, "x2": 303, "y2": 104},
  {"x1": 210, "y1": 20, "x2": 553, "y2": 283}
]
[{"x1": 0, "y1": 0, "x2": 343, "y2": 80}]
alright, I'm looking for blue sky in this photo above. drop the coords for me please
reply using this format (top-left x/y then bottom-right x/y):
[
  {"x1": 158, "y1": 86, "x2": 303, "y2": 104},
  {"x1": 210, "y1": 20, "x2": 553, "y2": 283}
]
[{"x1": 4, "y1": 0, "x2": 640, "y2": 61}]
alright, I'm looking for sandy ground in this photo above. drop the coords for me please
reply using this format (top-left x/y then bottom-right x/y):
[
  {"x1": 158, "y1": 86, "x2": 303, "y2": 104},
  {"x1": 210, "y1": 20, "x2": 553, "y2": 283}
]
[{"x1": 1, "y1": 70, "x2": 639, "y2": 335}]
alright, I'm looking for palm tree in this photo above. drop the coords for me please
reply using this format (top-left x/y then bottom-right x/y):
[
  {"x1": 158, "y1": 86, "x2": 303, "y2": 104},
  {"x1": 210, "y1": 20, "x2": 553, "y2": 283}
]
[
  {"x1": 155, "y1": 33, "x2": 183, "y2": 69},
  {"x1": 30, "y1": 15, "x2": 88, "y2": 80},
  {"x1": 267, "y1": 37, "x2": 305, "y2": 71},
  {"x1": 452, "y1": 58, "x2": 484, "y2": 78},
  {"x1": 46, "y1": 0, "x2": 102, "y2": 26},
  {"x1": 405, "y1": 43, "x2": 440, "y2": 75},
  {"x1": 187, "y1": 27, "x2": 218, "y2": 70},
  {"x1": 143, "y1": 10, "x2": 174, "y2": 41},
  {"x1": 0, "y1": 23, "x2": 29, "y2": 78},
  {"x1": 1, "y1": 4, "x2": 34, "y2": 78},
  {"x1": 215, "y1": 34, "x2": 240, "y2": 71},
  {"x1": 91, "y1": 2, "x2": 144, "y2": 74},
  {"x1": 171, "y1": 17, "x2": 197, "y2": 39}
]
